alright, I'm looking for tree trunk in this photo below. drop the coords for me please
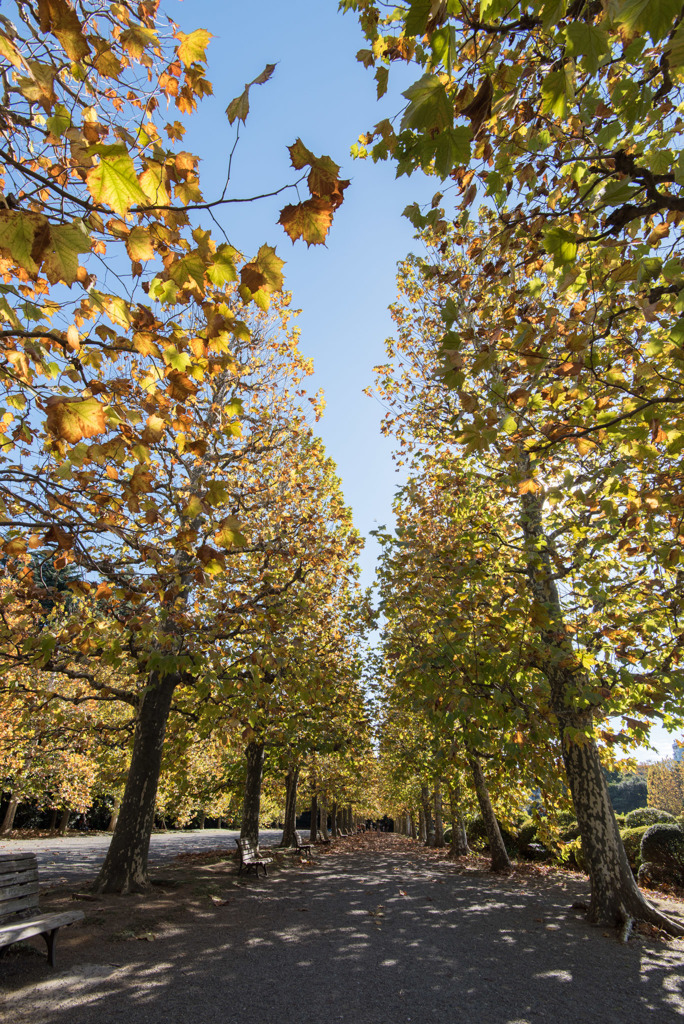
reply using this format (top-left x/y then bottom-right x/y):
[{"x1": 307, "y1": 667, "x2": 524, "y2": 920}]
[
  {"x1": 469, "y1": 754, "x2": 511, "y2": 872},
  {"x1": 319, "y1": 796, "x2": 329, "y2": 841},
  {"x1": 0, "y1": 794, "x2": 20, "y2": 835},
  {"x1": 280, "y1": 767, "x2": 300, "y2": 847},
  {"x1": 421, "y1": 785, "x2": 435, "y2": 846},
  {"x1": 107, "y1": 796, "x2": 121, "y2": 832},
  {"x1": 48, "y1": 807, "x2": 59, "y2": 832},
  {"x1": 309, "y1": 792, "x2": 318, "y2": 845},
  {"x1": 58, "y1": 808, "x2": 70, "y2": 836},
  {"x1": 95, "y1": 671, "x2": 179, "y2": 893},
  {"x1": 519, "y1": 474, "x2": 683, "y2": 933},
  {"x1": 331, "y1": 799, "x2": 338, "y2": 838},
  {"x1": 198, "y1": 810, "x2": 206, "y2": 829},
  {"x1": 448, "y1": 780, "x2": 469, "y2": 857},
  {"x1": 434, "y1": 779, "x2": 445, "y2": 848},
  {"x1": 418, "y1": 803, "x2": 426, "y2": 843},
  {"x1": 240, "y1": 741, "x2": 266, "y2": 846}
]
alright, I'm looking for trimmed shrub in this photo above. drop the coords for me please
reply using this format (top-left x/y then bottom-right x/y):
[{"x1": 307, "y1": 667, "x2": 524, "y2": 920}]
[
  {"x1": 638, "y1": 823, "x2": 684, "y2": 887},
  {"x1": 619, "y1": 825, "x2": 649, "y2": 872},
  {"x1": 624, "y1": 807, "x2": 676, "y2": 828}
]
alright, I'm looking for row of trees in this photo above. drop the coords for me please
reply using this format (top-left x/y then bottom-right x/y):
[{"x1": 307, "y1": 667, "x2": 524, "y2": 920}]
[
  {"x1": 347, "y1": 0, "x2": 684, "y2": 934},
  {"x1": 0, "y1": 2, "x2": 367, "y2": 890}
]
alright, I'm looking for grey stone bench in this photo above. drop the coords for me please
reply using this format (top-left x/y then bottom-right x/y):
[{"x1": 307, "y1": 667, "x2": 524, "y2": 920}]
[{"x1": 0, "y1": 852, "x2": 83, "y2": 966}]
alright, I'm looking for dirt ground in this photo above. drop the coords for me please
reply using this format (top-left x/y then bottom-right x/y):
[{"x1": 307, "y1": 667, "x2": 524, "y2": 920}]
[{"x1": 2, "y1": 833, "x2": 684, "y2": 1024}]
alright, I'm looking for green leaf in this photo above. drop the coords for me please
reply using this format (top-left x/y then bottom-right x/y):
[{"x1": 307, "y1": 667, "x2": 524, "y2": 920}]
[
  {"x1": 611, "y1": 0, "x2": 682, "y2": 42},
  {"x1": 426, "y1": 127, "x2": 472, "y2": 177},
  {"x1": 540, "y1": 68, "x2": 572, "y2": 119},
  {"x1": 0, "y1": 212, "x2": 38, "y2": 274},
  {"x1": 543, "y1": 226, "x2": 578, "y2": 266},
  {"x1": 207, "y1": 245, "x2": 238, "y2": 286},
  {"x1": 42, "y1": 220, "x2": 91, "y2": 285},
  {"x1": 564, "y1": 23, "x2": 609, "y2": 74},
  {"x1": 86, "y1": 150, "x2": 148, "y2": 215},
  {"x1": 404, "y1": 0, "x2": 431, "y2": 36},
  {"x1": 401, "y1": 74, "x2": 454, "y2": 133}
]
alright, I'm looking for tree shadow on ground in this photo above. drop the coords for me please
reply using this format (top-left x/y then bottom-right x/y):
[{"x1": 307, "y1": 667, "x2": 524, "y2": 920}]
[{"x1": 2, "y1": 834, "x2": 683, "y2": 1024}]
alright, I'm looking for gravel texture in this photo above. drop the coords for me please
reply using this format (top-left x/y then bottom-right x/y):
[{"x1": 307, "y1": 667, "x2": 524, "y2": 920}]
[{"x1": 1, "y1": 833, "x2": 684, "y2": 1024}]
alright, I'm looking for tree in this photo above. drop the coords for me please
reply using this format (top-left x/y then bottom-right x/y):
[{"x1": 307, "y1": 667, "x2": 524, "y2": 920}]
[{"x1": 370, "y1": 216, "x2": 684, "y2": 931}]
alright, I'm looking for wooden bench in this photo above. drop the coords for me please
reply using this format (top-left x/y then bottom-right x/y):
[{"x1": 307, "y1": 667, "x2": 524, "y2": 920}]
[
  {"x1": 0, "y1": 853, "x2": 83, "y2": 967},
  {"x1": 294, "y1": 831, "x2": 313, "y2": 857},
  {"x1": 316, "y1": 830, "x2": 332, "y2": 845},
  {"x1": 235, "y1": 837, "x2": 273, "y2": 878}
]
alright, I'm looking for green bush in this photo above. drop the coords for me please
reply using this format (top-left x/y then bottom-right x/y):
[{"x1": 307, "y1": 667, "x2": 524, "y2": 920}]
[
  {"x1": 619, "y1": 825, "x2": 649, "y2": 872},
  {"x1": 639, "y1": 823, "x2": 684, "y2": 887},
  {"x1": 624, "y1": 807, "x2": 676, "y2": 828},
  {"x1": 515, "y1": 817, "x2": 538, "y2": 854}
]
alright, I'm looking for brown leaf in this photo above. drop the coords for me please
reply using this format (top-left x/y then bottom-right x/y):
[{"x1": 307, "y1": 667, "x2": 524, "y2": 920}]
[
  {"x1": 279, "y1": 199, "x2": 334, "y2": 247},
  {"x1": 45, "y1": 396, "x2": 107, "y2": 443},
  {"x1": 37, "y1": 0, "x2": 90, "y2": 61}
]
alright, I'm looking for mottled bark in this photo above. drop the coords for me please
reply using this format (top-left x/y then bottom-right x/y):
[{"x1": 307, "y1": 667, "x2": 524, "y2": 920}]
[
  {"x1": 519, "y1": 476, "x2": 683, "y2": 933},
  {"x1": 469, "y1": 754, "x2": 511, "y2": 872},
  {"x1": 418, "y1": 804, "x2": 426, "y2": 843},
  {"x1": 280, "y1": 767, "x2": 299, "y2": 848},
  {"x1": 434, "y1": 779, "x2": 445, "y2": 848},
  {"x1": 421, "y1": 785, "x2": 435, "y2": 846},
  {"x1": 448, "y1": 781, "x2": 469, "y2": 857},
  {"x1": 319, "y1": 796, "x2": 329, "y2": 841},
  {"x1": 309, "y1": 793, "x2": 318, "y2": 845},
  {"x1": 240, "y1": 741, "x2": 266, "y2": 846},
  {"x1": 0, "y1": 793, "x2": 20, "y2": 835},
  {"x1": 58, "y1": 808, "x2": 70, "y2": 835},
  {"x1": 331, "y1": 799, "x2": 338, "y2": 838},
  {"x1": 95, "y1": 671, "x2": 178, "y2": 893},
  {"x1": 107, "y1": 796, "x2": 120, "y2": 833}
]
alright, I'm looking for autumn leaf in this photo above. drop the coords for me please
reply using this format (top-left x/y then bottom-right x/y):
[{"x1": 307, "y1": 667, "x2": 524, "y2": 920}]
[
  {"x1": 86, "y1": 146, "x2": 148, "y2": 215},
  {"x1": 279, "y1": 199, "x2": 335, "y2": 247},
  {"x1": 126, "y1": 226, "x2": 154, "y2": 262},
  {"x1": 176, "y1": 29, "x2": 212, "y2": 66},
  {"x1": 45, "y1": 397, "x2": 107, "y2": 443},
  {"x1": 42, "y1": 220, "x2": 92, "y2": 285},
  {"x1": 37, "y1": 0, "x2": 90, "y2": 61},
  {"x1": 240, "y1": 244, "x2": 285, "y2": 294},
  {"x1": 226, "y1": 64, "x2": 276, "y2": 125},
  {"x1": 0, "y1": 211, "x2": 40, "y2": 274}
]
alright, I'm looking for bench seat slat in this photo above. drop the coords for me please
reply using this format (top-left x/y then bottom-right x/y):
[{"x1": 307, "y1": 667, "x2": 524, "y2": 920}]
[{"x1": 0, "y1": 911, "x2": 84, "y2": 946}]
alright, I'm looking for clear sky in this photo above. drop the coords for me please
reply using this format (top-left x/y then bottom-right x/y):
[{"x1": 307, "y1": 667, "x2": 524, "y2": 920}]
[{"x1": 167, "y1": 0, "x2": 679, "y2": 762}]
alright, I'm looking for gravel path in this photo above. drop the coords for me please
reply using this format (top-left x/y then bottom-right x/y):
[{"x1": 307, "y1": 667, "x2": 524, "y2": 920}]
[
  {"x1": 0, "y1": 829, "x2": 284, "y2": 886},
  {"x1": 2, "y1": 834, "x2": 684, "y2": 1024}
]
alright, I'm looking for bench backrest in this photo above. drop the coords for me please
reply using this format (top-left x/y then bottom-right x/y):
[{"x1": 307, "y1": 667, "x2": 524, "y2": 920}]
[
  {"x1": 236, "y1": 837, "x2": 258, "y2": 859},
  {"x1": 0, "y1": 853, "x2": 40, "y2": 924}
]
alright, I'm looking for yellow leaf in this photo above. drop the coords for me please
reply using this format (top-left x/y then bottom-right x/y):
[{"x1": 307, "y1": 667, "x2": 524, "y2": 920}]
[{"x1": 46, "y1": 397, "x2": 107, "y2": 443}]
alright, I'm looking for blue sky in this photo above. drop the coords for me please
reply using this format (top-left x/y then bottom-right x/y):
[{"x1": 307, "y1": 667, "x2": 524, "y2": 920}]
[
  {"x1": 167, "y1": 1, "x2": 678, "y2": 761},
  {"x1": 170, "y1": 0, "x2": 433, "y2": 589}
]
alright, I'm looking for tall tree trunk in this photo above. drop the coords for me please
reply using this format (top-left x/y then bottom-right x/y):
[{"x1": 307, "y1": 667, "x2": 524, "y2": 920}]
[
  {"x1": 434, "y1": 779, "x2": 445, "y2": 848},
  {"x1": 107, "y1": 796, "x2": 121, "y2": 832},
  {"x1": 280, "y1": 766, "x2": 300, "y2": 847},
  {"x1": 58, "y1": 808, "x2": 70, "y2": 836},
  {"x1": 198, "y1": 810, "x2": 206, "y2": 829},
  {"x1": 95, "y1": 671, "x2": 178, "y2": 893},
  {"x1": 240, "y1": 741, "x2": 266, "y2": 846},
  {"x1": 410, "y1": 809, "x2": 418, "y2": 839},
  {"x1": 0, "y1": 793, "x2": 20, "y2": 835},
  {"x1": 448, "y1": 780, "x2": 469, "y2": 857},
  {"x1": 319, "y1": 796, "x2": 329, "y2": 841},
  {"x1": 331, "y1": 799, "x2": 338, "y2": 838},
  {"x1": 418, "y1": 803, "x2": 426, "y2": 843},
  {"x1": 469, "y1": 754, "x2": 510, "y2": 872},
  {"x1": 519, "y1": 474, "x2": 683, "y2": 933},
  {"x1": 48, "y1": 807, "x2": 59, "y2": 832},
  {"x1": 309, "y1": 792, "x2": 318, "y2": 845},
  {"x1": 421, "y1": 785, "x2": 435, "y2": 846}
]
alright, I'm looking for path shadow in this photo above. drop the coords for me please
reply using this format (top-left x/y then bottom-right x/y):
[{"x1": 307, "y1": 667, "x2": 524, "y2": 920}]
[{"x1": 2, "y1": 836, "x2": 683, "y2": 1024}]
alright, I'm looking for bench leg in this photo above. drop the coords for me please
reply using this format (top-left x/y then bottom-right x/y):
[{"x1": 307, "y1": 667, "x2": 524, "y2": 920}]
[{"x1": 43, "y1": 928, "x2": 59, "y2": 968}]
